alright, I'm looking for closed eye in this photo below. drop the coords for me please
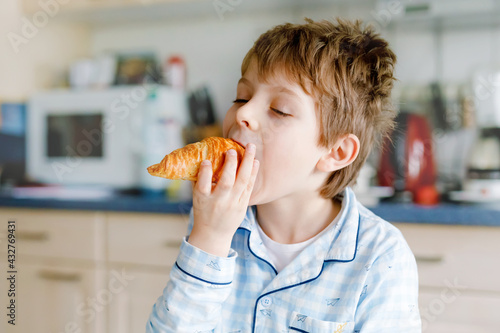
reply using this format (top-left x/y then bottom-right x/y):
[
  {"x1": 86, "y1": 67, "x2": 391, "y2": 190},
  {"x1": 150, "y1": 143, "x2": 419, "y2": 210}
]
[
  {"x1": 271, "y1": 108, "x2": 291, "y2": 117},
  {"x1": 232, "y1": 99, "x2": 291, "y2": 117}
]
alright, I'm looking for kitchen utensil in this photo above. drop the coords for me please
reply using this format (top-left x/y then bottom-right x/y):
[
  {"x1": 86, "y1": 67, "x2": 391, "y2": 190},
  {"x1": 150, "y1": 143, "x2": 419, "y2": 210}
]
[
  {"x1": 188, "y1": 86, "x2": 216, "y2": 126},
  {"x1": 430, "y1": 82, "x2": 448, "y2": 131},
  {"x1": 465, "y1": 127, "x2": 500, "y2": 198},
  {"x1": 377, "y1": 112, "x2": 438, "y2": 202}
]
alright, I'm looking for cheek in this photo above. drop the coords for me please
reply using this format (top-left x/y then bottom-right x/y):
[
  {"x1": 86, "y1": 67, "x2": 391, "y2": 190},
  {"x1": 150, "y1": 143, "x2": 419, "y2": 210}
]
[
  {"x1": 222, "y1": 110, "x2": 234, "y2": 137},
  {"x1": 261, "y1": 140, "x2": 295, "y2": 173},
  {"x1": 269, "y1": 135, "x2": 317, "y2": 170}
]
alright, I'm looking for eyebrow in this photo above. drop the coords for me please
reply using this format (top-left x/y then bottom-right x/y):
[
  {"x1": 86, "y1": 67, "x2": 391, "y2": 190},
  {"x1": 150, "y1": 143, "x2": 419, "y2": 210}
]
[
  {"x1": 237, "y1": 77, "x2": 301, "y2": 100},
  {"x1": 277, "y1": 86, "x2": 300, "y2": 99}
]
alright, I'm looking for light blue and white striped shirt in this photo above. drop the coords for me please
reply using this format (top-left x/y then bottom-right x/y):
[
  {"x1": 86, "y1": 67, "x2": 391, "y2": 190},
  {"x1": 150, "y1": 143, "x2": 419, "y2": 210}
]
[{"x1": 146, "y1": 187, "x2": 421, "y2": 332}]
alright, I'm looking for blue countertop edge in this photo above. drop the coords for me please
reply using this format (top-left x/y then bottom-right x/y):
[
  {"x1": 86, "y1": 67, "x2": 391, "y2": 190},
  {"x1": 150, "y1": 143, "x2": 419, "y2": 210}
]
[
  {"x1": 0, "y1": 196, "x2": 193, "y2": 215},
  {"x1": 368, "y1": 202, "x2": 500, "y2": 227},
  {"x1": 1, "y1": 196, "x2": 500, "y2": 227}
]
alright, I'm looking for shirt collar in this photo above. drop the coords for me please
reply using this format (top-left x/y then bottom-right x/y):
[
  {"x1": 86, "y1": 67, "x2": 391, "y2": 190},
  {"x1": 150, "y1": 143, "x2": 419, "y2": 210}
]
[
  {"x1": 322, "y1": 187, "x2": 360, "y2": 262},
  {"x1": 239, "y1": 187, "x2": 360, "y2": 262}
]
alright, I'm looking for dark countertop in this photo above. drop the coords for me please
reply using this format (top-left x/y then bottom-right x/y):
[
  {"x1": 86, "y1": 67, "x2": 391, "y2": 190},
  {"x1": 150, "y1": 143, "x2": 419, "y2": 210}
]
[
  {"x1": 0, "y1": 193, "x2": 193, "y2": 215},
  {"x1": 369, "y1": 202, "x2": 500, "y2": 226},
  {"x1": 1, "y1": 191, "x2": 499, "y2": 227}
]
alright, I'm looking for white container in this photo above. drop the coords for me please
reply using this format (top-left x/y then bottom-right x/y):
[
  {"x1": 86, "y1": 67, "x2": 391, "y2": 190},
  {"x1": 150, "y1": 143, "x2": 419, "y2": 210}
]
[
  {"x1": 139, "y1": 87, "x2": 189, "y2": 193},
  {"x1": 473, "y1": 68, "x2": 500, "y2": 127}
]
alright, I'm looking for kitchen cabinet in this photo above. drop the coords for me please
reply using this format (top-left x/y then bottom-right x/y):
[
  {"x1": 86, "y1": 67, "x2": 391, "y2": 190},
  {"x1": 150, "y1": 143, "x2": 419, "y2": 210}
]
[
  {"x1": 0, "y1": 208, "x2": 107, "y2": 333},
  {"x1": 393, "y1": 222, "x2": 500, "y2": 333},
  {"x1": 105, "y1": 212, "x2": 188, "y2": 333},
  {"x1": 0, "y1": 208, "x2": 188, "y2": 333},
  {"x1": 106, "y1": 212, "x2": 187, "y2": 268},
  {"x1": 3, "y1": 206, "x2": 499, "y2": 331},
  {"x1": 1, "y1": 260, "x2": 104, "y2": 333},
  {"x1": 107, "y1": 267, "x2": 171, "y2": 333}
]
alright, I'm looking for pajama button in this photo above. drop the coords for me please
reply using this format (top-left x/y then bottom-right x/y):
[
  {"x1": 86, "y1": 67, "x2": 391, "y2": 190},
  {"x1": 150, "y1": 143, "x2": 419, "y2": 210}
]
[{"x1": 260, "y1": 297, "x2": 272, "y2": 307}]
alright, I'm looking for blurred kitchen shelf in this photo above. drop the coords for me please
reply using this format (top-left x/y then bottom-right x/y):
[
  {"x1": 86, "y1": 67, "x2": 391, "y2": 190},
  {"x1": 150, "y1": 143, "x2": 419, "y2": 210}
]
[
  {"x1": 22, "y1": 0, "x2": 500, "y2": 29},
  {"x1": 381, "y1": 0, "x2": 500, "y2": 31},
  {"x1": 21, "y1": 0, "x2": 358, "y2": 24},
  {"x1": 387, "y1": 11, "x2": 500, "y2": 31}
]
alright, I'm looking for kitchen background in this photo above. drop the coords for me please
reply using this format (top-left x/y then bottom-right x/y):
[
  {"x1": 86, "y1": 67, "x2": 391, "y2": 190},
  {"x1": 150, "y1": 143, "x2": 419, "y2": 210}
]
[{"x1": 1, "y1": 0, "x2": 500, "y2": 332}]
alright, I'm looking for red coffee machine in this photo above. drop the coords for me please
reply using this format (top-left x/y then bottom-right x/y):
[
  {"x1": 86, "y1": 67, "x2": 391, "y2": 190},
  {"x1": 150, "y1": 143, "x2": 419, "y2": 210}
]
[{"x1": 377, "y1": 112, "x2": 439, "y2": 204}]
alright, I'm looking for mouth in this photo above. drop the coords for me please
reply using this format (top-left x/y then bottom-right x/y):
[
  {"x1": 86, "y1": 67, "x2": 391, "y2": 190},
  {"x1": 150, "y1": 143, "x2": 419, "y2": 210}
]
[{"x1": 230, "y1": 138, "x2": 246, "y2": 149}]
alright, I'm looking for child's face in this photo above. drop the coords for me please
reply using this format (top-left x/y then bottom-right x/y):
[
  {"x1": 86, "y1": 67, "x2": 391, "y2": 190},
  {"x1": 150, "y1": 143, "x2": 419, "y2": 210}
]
[{"x1": 223, "y1": 58, "x2": 331, "y2": 206}]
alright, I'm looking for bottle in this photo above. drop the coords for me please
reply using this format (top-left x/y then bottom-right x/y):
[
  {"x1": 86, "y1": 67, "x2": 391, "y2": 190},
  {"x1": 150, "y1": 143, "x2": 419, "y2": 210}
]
[
  {"x1": 140, "y1": 87, "x2": 189, "y2": 198},
  {"x1": 164, "y1": 55, "x2": 186, "y2": 90}
]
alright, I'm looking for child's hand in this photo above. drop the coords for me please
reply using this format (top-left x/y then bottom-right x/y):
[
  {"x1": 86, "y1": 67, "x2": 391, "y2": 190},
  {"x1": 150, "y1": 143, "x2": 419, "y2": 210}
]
[{"x1": 188, "y1": 143, "x2": 259, "y2": 257}]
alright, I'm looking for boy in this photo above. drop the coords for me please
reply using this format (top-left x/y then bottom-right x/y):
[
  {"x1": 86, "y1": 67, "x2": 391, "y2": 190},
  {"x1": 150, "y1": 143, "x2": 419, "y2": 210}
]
[{"x1": 147, "y1": 18, "x2": 421, "y2": 332}]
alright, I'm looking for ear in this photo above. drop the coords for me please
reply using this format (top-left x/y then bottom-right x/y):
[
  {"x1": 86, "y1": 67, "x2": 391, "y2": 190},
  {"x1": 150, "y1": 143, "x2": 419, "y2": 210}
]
[{"x1": 316, "y1": 134, "x2": 360, "y2": 172}]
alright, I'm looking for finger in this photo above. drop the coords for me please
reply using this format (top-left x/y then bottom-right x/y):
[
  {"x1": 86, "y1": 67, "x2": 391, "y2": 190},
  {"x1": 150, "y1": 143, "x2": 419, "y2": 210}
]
[
  {"x1": 214, "y1": 149, "x2": 238, "y2": 193},
  {"x1": 195, "y1": 160, "x2": 213, "y2": 195},
  {"x1": 233, "y1": 143, "x2": 257, "y2": 194},
  {"x1": 240, "y1": 159, "x2": 259, "y2": 203}
]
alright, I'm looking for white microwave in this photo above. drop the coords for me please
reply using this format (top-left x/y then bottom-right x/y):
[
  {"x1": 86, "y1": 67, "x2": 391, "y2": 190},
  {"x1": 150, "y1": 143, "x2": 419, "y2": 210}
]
[{"x1": 27, "y1": 86, "x2": 189, "y2": 188}]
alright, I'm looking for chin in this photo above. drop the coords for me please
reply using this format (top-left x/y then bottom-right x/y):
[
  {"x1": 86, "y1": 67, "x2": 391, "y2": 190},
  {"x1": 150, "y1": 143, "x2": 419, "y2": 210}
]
[
  {"x1": 248, "y1": 191, "x2": 264, "y2": 206},
  {"x1": 248, "y1": 195, "x2": 259, "y2": 207},
  {"x1": 248, "y1": 192, "x2": 274, "y2": 207}
]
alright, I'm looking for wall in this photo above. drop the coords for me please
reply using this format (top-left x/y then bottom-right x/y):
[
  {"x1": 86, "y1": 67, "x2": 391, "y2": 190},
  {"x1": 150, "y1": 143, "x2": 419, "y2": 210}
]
[
  {"x1": 0, "y1": 0, "x2": 90, "y2": 102},
  {"x1": 3, "y1": 1, "x2": 500, "y2": 113},
  {"x1": 388, "y1": 25, "x2": 500, "y2": 85},
  {"x1": 89, "y1": 3, "x2": 374, "y2": 121},
  {"x1": 91, "y1": 9, "x2": 300, "y2": 122},
  {"x1": 89, "y1": 3, "x2": 500, "y2": 122}
]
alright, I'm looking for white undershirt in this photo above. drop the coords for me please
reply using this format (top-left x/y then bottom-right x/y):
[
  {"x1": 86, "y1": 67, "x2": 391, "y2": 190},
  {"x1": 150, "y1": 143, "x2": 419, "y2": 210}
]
[{"x1": 255, "y1": 199, "x2": 345, "y2": 273}]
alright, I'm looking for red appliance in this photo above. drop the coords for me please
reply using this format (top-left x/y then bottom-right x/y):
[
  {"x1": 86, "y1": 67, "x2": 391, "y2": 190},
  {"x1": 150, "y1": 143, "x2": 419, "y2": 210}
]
[{"x1": 377, "y1": 112, "x2": 438, "y2": 204}]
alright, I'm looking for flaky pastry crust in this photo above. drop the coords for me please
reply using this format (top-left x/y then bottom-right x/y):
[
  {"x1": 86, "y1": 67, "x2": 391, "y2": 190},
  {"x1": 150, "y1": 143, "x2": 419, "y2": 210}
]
[{"x1": 147, "y1": 137, "x2": 245, "y2": 183}]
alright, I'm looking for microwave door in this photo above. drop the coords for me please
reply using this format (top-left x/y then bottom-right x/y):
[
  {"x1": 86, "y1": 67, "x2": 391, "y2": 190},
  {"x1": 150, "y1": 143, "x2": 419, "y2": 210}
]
[{"x1": 27, "y1": 88, "x2": 144, "y2": 188}]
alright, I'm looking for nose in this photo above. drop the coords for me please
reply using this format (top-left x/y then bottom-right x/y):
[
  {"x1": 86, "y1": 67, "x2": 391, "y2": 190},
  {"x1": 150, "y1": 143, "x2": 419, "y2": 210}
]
[{"x1": 235, "y1": 102, "x2": 259, "y2": 130}]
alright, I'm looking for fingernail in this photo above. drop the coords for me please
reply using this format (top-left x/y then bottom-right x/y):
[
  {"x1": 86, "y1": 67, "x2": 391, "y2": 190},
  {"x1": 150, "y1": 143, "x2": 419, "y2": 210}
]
[
  {"x1": 202, "y1": 160, "x2": 211, "y2": 166},
  {"x1": 248, "y1": 144, "x2": 255, "y2": 152},
  {"x1": 228, "y1": 149, "x2": 236, "y2": 156}
]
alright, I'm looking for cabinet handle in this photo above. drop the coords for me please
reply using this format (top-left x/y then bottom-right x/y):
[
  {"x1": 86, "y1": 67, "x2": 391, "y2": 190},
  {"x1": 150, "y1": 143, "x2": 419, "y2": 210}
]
[
  {"x1": 38, "y1": 270, "x2": 81, "y2": 282},
  {"x1": 163, "y1": 239, "x2": 183, "y2": 249},
  {"x1": 415, "y1": 255, "x2": 444, "y2": 264},
  {"x1": 16, "y1": 231, "x2": 49, "y2": 242}
]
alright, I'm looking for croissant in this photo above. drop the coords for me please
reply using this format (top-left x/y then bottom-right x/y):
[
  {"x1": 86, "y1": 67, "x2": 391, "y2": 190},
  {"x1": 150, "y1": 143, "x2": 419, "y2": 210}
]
[{"x1": 147, "y1": 137, "x2": 246, "y2": 183}]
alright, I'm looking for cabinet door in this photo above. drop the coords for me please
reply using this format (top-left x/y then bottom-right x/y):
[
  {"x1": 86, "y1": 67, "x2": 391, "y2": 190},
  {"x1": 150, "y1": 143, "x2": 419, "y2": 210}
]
[
  {"x1": 107, "y1": 212, "x2": 188, "y2": 267},
  {"x1": 0, "y1": 260, "x2": 103, "y2": 333},
  {"x1": 107, "y1": 267, "x2": 170, "y2": 333},
  {"x1": 419, "y1": 288, "x2": 500, "y2": 333},
  {"x1": 393, "y1": 223, "x2": 500, "y2": 292},
  {"x1": 393, "y1": 223, "x2": 500, "y2": 332},
  {"x1": 0, "y1": 208, "x2": 103, "y2": 261}
]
